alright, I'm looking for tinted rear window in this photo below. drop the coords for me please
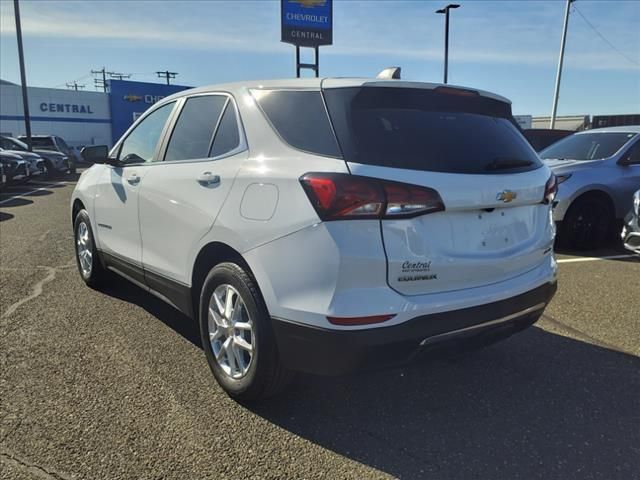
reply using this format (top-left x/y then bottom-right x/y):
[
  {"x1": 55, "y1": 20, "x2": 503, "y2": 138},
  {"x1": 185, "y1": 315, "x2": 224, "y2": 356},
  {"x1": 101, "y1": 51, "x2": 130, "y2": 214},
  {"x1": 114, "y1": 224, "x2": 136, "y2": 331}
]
[
  {"x1": 324, "y1": 87, "x2": 541, "y2": 174},
  {"x1": 27, "y1": 138, "x2": 55, "y2": 149},
  {"x1": 539, "y1": 132, "x2": 637, "y2": 161},
  {"x1": 252, "y1": 90, "x2": 341, "y2": 158}
]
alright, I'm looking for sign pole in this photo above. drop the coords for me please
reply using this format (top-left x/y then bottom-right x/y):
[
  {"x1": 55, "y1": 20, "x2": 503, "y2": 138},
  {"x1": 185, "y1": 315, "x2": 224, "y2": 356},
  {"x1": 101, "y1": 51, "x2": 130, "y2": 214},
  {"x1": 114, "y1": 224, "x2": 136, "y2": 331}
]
[{"x1": 296, "y1": 46, "x2": 301, "y2": 78}]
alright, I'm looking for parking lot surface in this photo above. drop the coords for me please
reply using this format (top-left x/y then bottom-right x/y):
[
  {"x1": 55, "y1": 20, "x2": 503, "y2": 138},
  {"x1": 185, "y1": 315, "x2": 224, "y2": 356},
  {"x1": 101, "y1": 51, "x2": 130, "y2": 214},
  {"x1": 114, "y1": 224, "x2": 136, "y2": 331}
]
[{"x1": 1, "y1": 176, "x2": 639, "y2": 480}]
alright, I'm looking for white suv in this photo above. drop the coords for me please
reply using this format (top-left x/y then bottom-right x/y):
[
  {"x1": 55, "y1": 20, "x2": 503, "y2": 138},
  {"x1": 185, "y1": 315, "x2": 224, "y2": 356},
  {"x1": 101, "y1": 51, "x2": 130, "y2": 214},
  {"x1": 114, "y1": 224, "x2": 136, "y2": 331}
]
[{"x1": 72, "y1": 78, "x2": 558, "y2": 401}]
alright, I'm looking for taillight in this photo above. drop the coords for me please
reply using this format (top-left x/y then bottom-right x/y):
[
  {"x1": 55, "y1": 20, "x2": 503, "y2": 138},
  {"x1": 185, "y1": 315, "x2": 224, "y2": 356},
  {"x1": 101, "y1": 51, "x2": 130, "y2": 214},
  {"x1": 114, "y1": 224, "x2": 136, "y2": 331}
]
[
  {"x1": 300, "y1": 173, "x2": 444, "y2": 221},
  {"x1": 543, "y1": 173, "x2": 557, "y2": 204}
]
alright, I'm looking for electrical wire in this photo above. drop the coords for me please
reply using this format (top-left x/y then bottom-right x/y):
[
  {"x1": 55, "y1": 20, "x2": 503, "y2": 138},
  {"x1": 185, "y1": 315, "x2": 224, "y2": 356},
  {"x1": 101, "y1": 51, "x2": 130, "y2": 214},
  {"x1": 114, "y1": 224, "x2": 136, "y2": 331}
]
[{"x1": 572, "y1": 4, "x2": 640, "y2": 67}]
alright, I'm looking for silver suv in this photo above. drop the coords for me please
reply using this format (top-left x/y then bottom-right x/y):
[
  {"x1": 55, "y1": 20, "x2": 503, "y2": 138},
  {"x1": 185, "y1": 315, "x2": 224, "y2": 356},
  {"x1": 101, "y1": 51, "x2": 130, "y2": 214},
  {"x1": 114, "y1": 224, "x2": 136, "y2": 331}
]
[
  {"x1": 540, "y1": 126, "x2": 640, "y2": 250},
  {"x1": 72, "y1": 78, "x2": 558, "y2": 401}
]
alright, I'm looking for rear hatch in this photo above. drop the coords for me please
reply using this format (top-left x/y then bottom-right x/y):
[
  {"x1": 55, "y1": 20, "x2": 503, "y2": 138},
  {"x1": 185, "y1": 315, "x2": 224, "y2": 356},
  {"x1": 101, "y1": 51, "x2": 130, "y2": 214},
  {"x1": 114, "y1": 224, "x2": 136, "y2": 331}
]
[{"x1": 323, "y1": 84, "x2": 554, "y2": 296}]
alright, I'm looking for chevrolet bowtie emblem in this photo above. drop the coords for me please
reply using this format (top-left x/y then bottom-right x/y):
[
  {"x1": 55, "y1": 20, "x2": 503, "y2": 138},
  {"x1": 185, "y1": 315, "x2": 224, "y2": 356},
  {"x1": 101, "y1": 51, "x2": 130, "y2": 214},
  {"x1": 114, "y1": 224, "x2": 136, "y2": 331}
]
[{"x1": 496, "y1": 190, "x2": 517, "y2": 203}]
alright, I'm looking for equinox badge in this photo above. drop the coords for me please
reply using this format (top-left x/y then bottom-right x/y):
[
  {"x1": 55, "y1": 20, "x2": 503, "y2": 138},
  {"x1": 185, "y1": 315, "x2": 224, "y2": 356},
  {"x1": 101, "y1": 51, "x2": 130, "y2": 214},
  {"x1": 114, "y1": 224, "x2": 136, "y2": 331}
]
[{"x1": 496, "y1": 190, "x2": 517, "y2": 203}]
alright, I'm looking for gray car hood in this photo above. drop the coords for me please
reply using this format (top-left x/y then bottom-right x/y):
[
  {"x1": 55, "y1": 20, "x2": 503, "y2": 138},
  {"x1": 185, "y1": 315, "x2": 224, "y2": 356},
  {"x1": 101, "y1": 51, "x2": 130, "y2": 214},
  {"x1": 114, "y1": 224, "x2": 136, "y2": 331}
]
[{"x1": 34, "y1": 149, "x2": 65, "y2": 159}]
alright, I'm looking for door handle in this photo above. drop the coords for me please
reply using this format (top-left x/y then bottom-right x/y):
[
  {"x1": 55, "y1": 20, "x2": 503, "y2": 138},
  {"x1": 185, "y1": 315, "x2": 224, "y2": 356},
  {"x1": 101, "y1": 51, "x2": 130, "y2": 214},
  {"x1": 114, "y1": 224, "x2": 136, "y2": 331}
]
[
  {"x1": 127, "y1": 174, "x2": 140, "y2": 185},
  {"x1": 197, "y1": 172, "x2": 220, "y2": 186}
]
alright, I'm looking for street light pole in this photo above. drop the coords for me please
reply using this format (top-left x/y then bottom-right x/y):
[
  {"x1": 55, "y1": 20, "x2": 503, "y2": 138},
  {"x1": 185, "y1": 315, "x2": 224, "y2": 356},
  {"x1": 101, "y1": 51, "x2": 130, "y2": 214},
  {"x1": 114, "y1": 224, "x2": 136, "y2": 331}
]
[
  {"x1": 550, "y1": 0, "x2": 574, "y2": 129},
  {"x1": 436, "y1": 4, "x2": 460, "y2": 84},
  {"x1": 13, "y1": 0, "x2": 32, "y2": 151}
]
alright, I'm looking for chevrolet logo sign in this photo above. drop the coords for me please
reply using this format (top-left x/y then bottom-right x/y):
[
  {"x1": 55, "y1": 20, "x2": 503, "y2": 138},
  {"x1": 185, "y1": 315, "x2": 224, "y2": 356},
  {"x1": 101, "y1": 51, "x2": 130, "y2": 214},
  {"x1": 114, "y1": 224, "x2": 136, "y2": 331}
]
[
  {"x1": 123, "y1": 94, "x2": 143, "y2": 102},
  {"x1": 496, "y1": 190, "x2": 517, "y2": 203},
  {"x1": 291, "y1": 0, "x2": 326, "y2": 6}
]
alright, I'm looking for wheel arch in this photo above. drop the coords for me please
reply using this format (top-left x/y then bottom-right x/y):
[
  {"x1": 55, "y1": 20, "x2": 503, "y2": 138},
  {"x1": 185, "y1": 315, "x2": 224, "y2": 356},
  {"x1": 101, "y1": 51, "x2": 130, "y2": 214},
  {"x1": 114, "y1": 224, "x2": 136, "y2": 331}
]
[
  {"x1": 71, "y1": 198, "x2": 86, "y2": 226},
  {"x1": 190, "y1": 241, "x2": 262, "y2": 320},
  {"x1": 567, "y1": 189, "x2": 615, "y2": 217}
]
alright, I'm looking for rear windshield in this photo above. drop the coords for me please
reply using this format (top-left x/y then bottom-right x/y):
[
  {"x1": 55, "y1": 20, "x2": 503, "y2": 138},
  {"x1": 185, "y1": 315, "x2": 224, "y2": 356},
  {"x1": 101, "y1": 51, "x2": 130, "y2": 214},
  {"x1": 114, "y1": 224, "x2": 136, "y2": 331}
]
[
  {"x1": 323, "y1": 87, "x2": 541, "y2": 174},
  {"x1": 539, "y1": 132, "x2": 637, "y2": 161},
  {"x1": 24, "y1": 138, "x2": 56, "y2": 150}
]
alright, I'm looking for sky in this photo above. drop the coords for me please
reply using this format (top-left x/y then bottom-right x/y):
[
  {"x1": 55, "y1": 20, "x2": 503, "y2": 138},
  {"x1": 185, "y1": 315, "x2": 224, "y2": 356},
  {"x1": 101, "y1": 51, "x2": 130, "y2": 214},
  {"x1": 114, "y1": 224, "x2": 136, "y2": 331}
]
[{"x1": 0, "y1": 0, "x2": 639, "y2": 116}]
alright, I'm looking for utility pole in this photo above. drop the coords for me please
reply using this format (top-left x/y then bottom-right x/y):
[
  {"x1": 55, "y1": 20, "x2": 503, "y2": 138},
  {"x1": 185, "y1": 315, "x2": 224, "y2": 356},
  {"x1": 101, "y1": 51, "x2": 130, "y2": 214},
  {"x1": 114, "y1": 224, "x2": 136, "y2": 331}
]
[
  {"x1": 550, "y1": 0, "x2": 574, "y2": 129},
  {"x1": 108, "y1": 72, "x2": 131, "y2": 81},
  {"x1": 435, "y1": 4, "x2": 460, "y2": 84},
  {"x1": 91, "y1": 67, "x2": 108, "y2": 92},
  {"x1": 66, "y1": 82, "x2": 85, "y2": 91},
  {"x1": 13, "y1": 0, "x2": 32, "y2": 151},
  {"x1": 156, "y1": 70, "x2": 178, "y2": 85}
]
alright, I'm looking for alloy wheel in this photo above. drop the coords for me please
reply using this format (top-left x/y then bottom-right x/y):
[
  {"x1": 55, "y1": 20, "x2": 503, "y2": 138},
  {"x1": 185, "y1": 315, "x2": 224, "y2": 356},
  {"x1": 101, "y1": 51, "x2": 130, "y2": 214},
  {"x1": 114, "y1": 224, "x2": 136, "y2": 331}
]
[
  {"x1": 76, "y1": 222, "x2": 92, "y2": 277},
  {"x1": 208, "y1": 284, "x2": 254, "y2": 379}
]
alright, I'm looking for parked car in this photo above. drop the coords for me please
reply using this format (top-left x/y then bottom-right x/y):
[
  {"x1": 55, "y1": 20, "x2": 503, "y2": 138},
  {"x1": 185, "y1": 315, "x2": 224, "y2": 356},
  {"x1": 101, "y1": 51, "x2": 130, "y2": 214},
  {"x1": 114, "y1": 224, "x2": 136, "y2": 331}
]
[
  {"x1": 0, "y1": 151, "x2": 29, "y2": 185},
  {"x1": 0, "y1": 161, "x2": 6, "y2": 190},
  {"x1": 0, "y1": 146, "x2": 46, "y2": 181},
  {"x1": 72, "y1": 77, "x2": 558, "y2": 401},
  {"x1": 621, "y1": 190, "x2": 640, "y2": 254},
  {"x1": 16, "y1": 135, "x2": 76, "y2": 174},
  {"x1": 1, "y1": 136, "x2": 70, "y2": 177},
  {"x1": 523, "y1": 129, "x2": 574, "y2": 152},
  {"x1": 540, "y1": 126, "x2": 640, "y2": 250}
]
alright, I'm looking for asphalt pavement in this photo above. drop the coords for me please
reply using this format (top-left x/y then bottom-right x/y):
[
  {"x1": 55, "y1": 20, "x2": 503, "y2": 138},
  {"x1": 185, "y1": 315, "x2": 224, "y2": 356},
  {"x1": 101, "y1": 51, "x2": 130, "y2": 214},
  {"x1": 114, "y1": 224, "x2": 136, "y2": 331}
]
[{"x1": 1, "y1": 176, "x2": 638, "y2": 480}]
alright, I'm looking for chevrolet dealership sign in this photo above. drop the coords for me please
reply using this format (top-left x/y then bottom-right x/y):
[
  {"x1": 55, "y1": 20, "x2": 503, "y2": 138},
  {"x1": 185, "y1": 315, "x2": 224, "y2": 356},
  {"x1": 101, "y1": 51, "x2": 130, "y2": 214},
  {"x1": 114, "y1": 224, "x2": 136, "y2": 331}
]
[{"x1": 281, "y1": 0, "x2": 332, "y2": 47}]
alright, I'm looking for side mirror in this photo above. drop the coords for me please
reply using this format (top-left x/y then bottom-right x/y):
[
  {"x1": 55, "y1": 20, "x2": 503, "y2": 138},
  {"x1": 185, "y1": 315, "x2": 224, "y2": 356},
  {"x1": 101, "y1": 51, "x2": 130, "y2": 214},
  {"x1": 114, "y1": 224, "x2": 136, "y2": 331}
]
[{"x1": 81, "y1": 145, "x2": 109, "y2": 164}]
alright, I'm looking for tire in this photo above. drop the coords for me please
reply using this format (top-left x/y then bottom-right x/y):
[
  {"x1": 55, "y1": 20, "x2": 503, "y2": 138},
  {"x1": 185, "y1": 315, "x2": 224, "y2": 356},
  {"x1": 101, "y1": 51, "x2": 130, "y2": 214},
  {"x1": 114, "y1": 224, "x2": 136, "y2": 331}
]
[
  {"x1": 73, "y1": 210, "x2": 108, "y2": 288},
  {"x1": 43, "y1": 161, "x2": 55, "y2": 180},
  {"x1": 560, "y1": 195, "x2": 613, "y2": 250},
  {"x1": 199, "y1": 262, "x2": 293, "y2": 402}
]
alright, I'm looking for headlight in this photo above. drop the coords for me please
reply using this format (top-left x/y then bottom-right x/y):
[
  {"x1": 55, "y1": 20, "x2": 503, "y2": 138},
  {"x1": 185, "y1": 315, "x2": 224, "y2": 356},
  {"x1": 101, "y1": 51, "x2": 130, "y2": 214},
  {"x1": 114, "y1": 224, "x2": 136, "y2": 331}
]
[{"x1": 634, "y1": 190, "x2": 639, "y2": 217}]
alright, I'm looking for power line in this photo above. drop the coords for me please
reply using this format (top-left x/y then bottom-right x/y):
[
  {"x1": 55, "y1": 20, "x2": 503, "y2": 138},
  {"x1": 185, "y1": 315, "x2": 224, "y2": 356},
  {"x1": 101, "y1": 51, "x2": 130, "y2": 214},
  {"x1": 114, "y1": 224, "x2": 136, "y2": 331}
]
[{"x1": 572, "y1": 4, "x2": 640, "y2": 67}]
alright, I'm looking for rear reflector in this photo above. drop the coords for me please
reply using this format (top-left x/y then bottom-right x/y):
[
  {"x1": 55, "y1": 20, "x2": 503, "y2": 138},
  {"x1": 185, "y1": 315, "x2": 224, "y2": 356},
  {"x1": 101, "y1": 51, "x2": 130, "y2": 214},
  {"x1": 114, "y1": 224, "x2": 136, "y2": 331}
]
[
  {"x1": 327, "y1": 314, "x2": 396, "y2": 326},
  {"x1": 300, "y1": 173, "x2": 445, "y2": 221}
]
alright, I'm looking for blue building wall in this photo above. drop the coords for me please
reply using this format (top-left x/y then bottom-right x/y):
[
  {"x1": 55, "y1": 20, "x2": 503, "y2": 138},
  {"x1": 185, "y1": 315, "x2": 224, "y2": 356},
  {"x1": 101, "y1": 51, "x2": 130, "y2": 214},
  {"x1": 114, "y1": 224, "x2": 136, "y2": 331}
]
[{"x1": 108, "y1": 79, "x2": 191, "y2": 144}]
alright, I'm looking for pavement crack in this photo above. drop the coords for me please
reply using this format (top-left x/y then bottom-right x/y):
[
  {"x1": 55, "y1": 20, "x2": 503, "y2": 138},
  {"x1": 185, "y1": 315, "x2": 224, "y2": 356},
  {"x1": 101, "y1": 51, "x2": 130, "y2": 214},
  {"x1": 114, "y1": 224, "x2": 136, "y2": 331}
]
[
  {"x1": 0, "y1": 449, "x2": 73, "y2": 480},
  {"x1": 2, "y1": 266, "x2": 58, "y2": 320},
  {"x1": 38, "y1": 229, "x2": 51, "y2": 242}
]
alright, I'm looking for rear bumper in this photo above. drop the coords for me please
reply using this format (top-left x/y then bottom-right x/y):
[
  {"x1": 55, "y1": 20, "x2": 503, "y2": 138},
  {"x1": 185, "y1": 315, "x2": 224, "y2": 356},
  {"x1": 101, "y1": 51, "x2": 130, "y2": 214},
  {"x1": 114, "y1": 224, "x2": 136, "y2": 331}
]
[{"x1": 272, "y1": 281, "x2": 557, "y2": 376}]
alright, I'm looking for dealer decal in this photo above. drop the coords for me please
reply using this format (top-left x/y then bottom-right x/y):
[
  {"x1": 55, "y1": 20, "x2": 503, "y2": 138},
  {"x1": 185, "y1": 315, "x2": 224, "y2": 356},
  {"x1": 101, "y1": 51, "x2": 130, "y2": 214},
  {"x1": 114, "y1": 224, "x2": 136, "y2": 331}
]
[{"x1": 398, "y1": 260, "x2": 437, "y2": 281}]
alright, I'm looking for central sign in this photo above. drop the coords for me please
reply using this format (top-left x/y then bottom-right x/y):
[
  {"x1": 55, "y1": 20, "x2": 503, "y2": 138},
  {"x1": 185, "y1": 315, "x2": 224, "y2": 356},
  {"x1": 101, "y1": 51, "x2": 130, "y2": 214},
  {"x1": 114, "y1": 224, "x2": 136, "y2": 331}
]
[{"x1": 281, "y1": 0, "x2": 332, "y2": 47}]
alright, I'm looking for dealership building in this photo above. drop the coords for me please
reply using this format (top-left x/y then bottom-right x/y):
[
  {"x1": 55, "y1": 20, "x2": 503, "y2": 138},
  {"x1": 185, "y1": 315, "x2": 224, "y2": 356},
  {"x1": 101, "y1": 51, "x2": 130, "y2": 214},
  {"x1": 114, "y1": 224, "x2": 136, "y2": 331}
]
[{"x1": 0, "y1": 79, "x2": 189, "y2": 148}]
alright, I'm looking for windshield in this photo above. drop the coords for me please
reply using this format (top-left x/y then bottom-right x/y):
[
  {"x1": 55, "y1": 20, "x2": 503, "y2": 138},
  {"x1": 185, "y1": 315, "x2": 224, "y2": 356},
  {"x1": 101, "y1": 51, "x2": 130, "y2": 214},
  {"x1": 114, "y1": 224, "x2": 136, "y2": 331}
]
[
  {"x1": 323, "y1": 87, "x2": 541, "y2": 174},
  {"x1": 540, "y1": 132, "x2": 637, "y2": 161},
  {"x1": 21, "y1": 137, "x2": 56, "y2": 150},
  {"x1": 0, "y1": 137, "x2": 27, "y2": 151}
]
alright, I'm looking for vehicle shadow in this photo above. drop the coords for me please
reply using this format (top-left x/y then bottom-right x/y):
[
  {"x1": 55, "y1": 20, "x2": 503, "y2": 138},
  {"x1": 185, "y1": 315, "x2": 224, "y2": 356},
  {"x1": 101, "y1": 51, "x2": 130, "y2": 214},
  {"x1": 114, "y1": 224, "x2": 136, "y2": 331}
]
[
  {"x1": 0, "y1": 211, "x2": 14, "y2": 221},
  {"x1": 251, "y1": 329, "x2": 639, "y2": 480},
  {"x1": 98, "y1": 280, "x2": 639, "y2": 479},
  {"x1": 0, "y1": 197, "x2": 33, "y2": 207},
  {"x1": 100, "y1": 279, "x2": 201, "y2": 348}
]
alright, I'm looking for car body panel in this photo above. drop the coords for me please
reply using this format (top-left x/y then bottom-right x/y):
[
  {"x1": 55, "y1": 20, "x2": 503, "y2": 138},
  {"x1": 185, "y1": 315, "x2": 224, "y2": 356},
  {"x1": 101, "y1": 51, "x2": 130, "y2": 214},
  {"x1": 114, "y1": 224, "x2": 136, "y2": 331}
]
[{"x1": 541, "y1": 127, "x2": 640, "y2": 222}]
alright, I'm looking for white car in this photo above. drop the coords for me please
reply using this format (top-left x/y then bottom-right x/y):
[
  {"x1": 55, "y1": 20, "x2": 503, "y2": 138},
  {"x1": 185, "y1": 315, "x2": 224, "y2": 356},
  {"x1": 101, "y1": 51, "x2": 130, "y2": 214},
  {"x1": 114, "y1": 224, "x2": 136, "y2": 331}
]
[{"x1": 72, "y1": 77, "x2": 558, "y2": 401}]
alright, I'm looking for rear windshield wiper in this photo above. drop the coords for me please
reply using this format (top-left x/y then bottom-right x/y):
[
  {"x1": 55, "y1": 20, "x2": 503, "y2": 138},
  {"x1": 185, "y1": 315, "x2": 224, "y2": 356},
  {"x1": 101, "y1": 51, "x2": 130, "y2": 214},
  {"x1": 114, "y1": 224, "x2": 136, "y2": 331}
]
[{"x1": 485, "y1": 158, "x2": 533, "y2": 171}]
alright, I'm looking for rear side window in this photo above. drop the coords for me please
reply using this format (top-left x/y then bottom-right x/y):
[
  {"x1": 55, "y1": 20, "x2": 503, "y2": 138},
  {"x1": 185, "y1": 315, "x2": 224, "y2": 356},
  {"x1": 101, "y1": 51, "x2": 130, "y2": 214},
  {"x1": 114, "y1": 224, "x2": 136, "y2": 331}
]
[
  {"x1": 165, "y1": 95, "x2": 227, "y2": 161},
  {"x1": 324, "y1": 87, "x2": 541, "y2": 174},
  {"x1": 211, "y1": 102, "x2": 241, "y2": 157},
  {"x1": 540, "y1": 132, "x2": 637, "y2": 161},
  {"x1": 252, "y1": 90, "x2": 341, "y2": 158}
]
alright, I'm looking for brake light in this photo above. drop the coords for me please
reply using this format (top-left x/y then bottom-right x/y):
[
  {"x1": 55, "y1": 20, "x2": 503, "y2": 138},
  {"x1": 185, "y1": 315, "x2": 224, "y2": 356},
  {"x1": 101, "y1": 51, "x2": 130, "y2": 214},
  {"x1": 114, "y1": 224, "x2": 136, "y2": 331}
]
[
  {"x1": 543, "y1": 173, "x2": 557, "y2": 204},
  {"x1": 300, "y1": 173, "x2": 445, "y2": 221},
  {"x1": 434, "y1": 86, "x2": 479, "y2": 97}
]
